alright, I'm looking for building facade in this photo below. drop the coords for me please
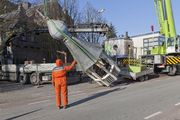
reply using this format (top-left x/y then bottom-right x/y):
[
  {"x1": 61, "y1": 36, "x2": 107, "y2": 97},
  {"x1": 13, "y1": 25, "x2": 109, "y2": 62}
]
[
  {"x1": 0, "y1": 1, "x2": 74, "y2": 64},
  {"x1": 105, "y1": 31, "x2": 167, "y2": 59},
  {"x1": 130, "y1": 31, "x2": 165, "y2": 56}
]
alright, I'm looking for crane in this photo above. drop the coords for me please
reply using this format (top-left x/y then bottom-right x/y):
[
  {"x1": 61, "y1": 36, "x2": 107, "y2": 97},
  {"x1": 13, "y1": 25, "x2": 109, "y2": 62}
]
[
  {"x1": 151, "y1": 0, "x2": 180, "y2": 54},
  {"x1": 142, "y1": 0, "x2": 180, "y2": 75}
]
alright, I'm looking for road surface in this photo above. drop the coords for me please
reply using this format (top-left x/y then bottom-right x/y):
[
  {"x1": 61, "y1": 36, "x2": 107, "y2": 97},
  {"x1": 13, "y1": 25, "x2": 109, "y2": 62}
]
[{"x1": 0, "y1": 75, "x2": 180, "y2": 120}]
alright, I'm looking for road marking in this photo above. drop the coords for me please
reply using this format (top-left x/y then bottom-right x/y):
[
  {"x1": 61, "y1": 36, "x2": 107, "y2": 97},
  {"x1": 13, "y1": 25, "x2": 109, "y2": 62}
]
[
  {"x1": 28, "y1": 100, "x2": 50, "y2": 105},
  {"x1": 144, "y1": 111, "x2": 162, "y2": 120},
  {"x1": 175, "y1": 102, "x2": 180, "y2": 106}
]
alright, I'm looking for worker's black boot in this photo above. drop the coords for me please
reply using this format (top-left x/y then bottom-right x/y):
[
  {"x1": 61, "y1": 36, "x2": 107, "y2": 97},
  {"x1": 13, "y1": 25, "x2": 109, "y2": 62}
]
[
  {"x1": 58, "y1": 106, "x2": 61, "y2": 109},
  {"x1": 63, "y1": 105, "x2": 70, "y2": 109}
]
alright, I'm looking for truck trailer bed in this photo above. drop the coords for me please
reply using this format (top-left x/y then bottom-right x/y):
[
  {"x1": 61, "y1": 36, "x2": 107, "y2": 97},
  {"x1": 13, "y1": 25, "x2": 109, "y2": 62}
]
[{"x1": 119, "y1": 67, "x2": 154, "y2": 81}]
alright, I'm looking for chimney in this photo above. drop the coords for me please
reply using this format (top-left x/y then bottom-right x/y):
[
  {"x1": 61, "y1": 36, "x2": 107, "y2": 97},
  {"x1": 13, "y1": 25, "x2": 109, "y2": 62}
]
[
  {"x1": 124, "y1": 31, "x2": 132, "y2": 40},
  {"x1": 125, "y1": 31, "x2": 128, "y2": 39},
  {"x1": 22, "y1": 2, "x2": 31, "y2": 10},
  {"x1": 3, "y1": 6, "x2": 7, "y2": 13},
  {"x1": 18, "y1": 3, "x2": 22, "y2": 10}
]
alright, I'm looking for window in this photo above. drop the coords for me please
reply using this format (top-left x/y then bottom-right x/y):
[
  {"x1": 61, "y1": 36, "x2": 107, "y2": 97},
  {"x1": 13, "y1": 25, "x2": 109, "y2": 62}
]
[
  {"x1": 167, "y1": 37, "x2": 175, "y2": 47},
  {"x1": 31, "y1": 35, "x2": 34, "y2": 42},
  {"x1": 19, "y1": 33, "x2": 26, "y2": 41},
  {"x1": 144, "y1": 39, "x2": 148, "y2": 42},
  {"x1": 22, "y1": 24, "x2": 26, "y2": 27},
  {"x1": 149, "y1": 42, "x2": 158, "y2": 46},
  {"x1": 144, "y1": 43, "x2": 148, "y2": 47},
  {"x1": 143, "y1": 36, "x2": 165, "y2": 55}
]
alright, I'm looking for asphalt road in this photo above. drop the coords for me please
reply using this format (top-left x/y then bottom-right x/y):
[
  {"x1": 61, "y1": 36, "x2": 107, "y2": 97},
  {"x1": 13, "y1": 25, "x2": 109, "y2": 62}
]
[{"x1": 0, "y1": 74, "x2": 180, "y2": 120}]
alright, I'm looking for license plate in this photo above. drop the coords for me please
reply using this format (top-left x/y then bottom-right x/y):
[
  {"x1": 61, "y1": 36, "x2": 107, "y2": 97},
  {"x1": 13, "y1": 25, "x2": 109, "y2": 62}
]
[
  {"x1": 42, "y1": 76, "x2": 49, "y2": 81},
  {"x1": 124, "y1": 76, "x2": 129, "y2": 78}
]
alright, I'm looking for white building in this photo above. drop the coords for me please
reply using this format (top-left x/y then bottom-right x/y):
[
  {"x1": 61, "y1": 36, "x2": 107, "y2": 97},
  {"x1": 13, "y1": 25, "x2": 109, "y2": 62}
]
[
  {"x1": 130, "y1": 31, "x2": 165, "y2": 55},
  {"x1": 105, "y1": 31, "x2": 165, "y2": 59}
]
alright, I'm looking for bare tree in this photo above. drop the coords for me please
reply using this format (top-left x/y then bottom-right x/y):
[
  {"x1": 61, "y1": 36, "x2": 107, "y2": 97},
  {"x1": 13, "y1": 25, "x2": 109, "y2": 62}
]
[
  {"x1": 58, "y1": 0, "x2": 80, "y2": 25},
  {"x1": 78, "y1": 2, "x2": 107, "y2": 43}
]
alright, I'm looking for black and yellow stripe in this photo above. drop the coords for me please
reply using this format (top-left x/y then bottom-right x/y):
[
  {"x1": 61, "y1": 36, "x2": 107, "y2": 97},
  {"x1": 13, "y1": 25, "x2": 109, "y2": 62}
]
[
  {"x1": 166, "y1": 57, "x2": 180, "y2": 65},
  {"x1": 123, "y1": 59, "x2": 140, "y2": 65},
  {"x1": 123, "y1": 57, "x2": 180, "y2": 65}
]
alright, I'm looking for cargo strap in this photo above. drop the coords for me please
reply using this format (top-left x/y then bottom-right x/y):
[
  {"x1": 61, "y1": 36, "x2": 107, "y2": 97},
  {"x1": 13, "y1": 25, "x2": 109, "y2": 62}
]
[{"x1": 44, "y1": 0, "x2": 99, "y2": 64}]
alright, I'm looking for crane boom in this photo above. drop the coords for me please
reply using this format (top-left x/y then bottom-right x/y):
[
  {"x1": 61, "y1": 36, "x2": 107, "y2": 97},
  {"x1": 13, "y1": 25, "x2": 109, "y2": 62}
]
[
  {"x1": 154, "y1": 0, "x2": 176, "y2": 38},
  {"x1": 151, "y1": 0, "x2": 179, "y2": 54}
]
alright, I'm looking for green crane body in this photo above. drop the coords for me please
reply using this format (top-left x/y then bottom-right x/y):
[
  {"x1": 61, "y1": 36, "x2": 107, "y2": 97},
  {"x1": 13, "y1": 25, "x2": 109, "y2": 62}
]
[{"x1": 151, "y1": 0, "x2": 177, "y2": 55}]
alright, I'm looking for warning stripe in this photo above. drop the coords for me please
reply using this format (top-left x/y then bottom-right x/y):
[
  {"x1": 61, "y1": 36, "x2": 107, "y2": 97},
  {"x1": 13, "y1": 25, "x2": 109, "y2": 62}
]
[
  {"x1": 123, "y1": 57, "x2": 180, "y2": 65},
  {"x1": 174, "y1": 57, "x2": 180, "y2": 62},
  {"x1": 171, "y1": 58, "x2": 178, "y2": 64},
  {"x1": 123, "y1": 59, "x2": 142, "y2": 65},
  {"x1": 166, "y1": 60, "x2": 172, "y2": 65},
  {"x1": 167, "y1": 58, "x2": 175, "y2": 64}
]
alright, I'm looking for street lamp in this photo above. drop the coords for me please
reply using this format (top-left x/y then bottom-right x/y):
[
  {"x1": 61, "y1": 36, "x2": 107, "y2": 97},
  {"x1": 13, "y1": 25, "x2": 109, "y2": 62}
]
[{"x1": 93, "y1": 9, "x2": 105, "y2": 22}]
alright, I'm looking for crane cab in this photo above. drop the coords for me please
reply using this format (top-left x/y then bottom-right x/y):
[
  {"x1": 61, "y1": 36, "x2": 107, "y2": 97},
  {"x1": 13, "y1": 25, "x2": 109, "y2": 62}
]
[{"x1": 166, "y1": 37, "x2": 180, "y2": 54}]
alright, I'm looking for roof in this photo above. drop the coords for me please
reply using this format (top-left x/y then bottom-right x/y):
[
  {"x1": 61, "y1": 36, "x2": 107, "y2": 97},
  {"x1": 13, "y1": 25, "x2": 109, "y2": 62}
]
[
  {"x1": 130, "y1": 31, "x2": 162, "y2": 38},
  {"x1": 104, "y1": 31, "x2": 164, "y2": 42},
  {"x1": 0, "y1": 10, "x2": 20, "y2": 30},
  {"x1": 111, "y1": 55, "x2": 127, "y2": 58}
]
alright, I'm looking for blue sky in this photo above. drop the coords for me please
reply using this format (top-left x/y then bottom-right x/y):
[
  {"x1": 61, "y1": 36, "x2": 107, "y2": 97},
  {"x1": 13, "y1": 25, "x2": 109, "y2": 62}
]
[{"x1": 79, "y1": 0, "x2": 180, "y2": 37}]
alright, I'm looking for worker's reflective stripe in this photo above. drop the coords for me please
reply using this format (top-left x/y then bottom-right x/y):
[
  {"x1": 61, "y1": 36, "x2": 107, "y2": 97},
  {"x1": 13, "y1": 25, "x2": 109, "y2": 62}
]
[
  {"x1": 167, "y1": 58, "x2": 175, "y2": 64},
  {"x1": 53, "y1": 66, "x2": 65, "y2": 71}
]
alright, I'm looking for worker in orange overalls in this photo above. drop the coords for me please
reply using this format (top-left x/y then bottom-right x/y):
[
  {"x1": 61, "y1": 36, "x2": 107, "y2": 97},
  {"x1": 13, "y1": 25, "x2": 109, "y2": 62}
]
[{"x1": 52, "y1": 59, "x2": 76, "y2": 109}]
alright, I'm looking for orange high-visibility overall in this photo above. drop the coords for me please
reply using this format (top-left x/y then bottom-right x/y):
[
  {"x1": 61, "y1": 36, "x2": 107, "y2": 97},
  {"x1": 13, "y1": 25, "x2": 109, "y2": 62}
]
[{"x1": 52, "y1": 59, "x2": 76, "y2": 106}]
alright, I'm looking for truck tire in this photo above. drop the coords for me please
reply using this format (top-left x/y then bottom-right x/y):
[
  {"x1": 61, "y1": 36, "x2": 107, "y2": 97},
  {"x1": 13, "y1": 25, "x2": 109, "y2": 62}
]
[
  {"x1": 144, "y1": 75, "x2": 148, "y2": 81},
  {"x1": 138, "y1": 76, "x2": 144, "y2": 82},
  {"x1": 167, "y1": 66, "x2": 176, "y2": 76},
  {"x1": 30, "y1": 73, "x2": 42, "y2": 85},
  {"x1": 19, "y1": 74, "x2": 30, "y2": 85}
]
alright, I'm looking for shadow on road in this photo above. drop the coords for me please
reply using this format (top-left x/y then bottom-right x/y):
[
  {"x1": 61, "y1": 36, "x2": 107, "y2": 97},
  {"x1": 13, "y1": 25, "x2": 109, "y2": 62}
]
[
  {"x1": 69, "y1": 87, "x2": 126, "y2": 107},
  {"x1": 0, "y1": 80, "x2": 33, "y2": 93},
  {"x1": 5, "y1": 109, "x2": 42, "y2": 120}
]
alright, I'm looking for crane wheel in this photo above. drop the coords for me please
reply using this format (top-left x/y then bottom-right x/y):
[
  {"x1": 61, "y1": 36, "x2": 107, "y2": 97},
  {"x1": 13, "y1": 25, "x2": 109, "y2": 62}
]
[{"x1": 167, "y1": 66, "x2": 176, "y2": 76}]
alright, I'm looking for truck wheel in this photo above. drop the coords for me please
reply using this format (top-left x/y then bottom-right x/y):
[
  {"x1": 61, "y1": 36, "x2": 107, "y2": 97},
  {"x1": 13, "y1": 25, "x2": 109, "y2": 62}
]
[
  {"x1": 138, "y1": 76, "x2": 144, "y2": 82},
  {"x1": 19, "y1": 74, "x2": 30, "y2": 85},
  {"x1": 30, "y1": 73, "x2": 41, "y2": 85},
  {"x1": 144, "y1": 75, "x2": 148, "y2": 81},
  {"x1": 167, "y1": 66, "x2": 176, "y2": 76}
]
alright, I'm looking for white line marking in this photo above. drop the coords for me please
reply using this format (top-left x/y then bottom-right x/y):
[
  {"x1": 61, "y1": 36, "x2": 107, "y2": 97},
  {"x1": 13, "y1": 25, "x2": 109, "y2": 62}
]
[
  {"x1": 28, "y1": 100, "x2": 50, "y2": 105},
  {"x1": 144, "y1": 111, "x2": 162, "y2": 120},
  {"x1": 175, "y1": 102, "x2": 180, "y2": 106}
]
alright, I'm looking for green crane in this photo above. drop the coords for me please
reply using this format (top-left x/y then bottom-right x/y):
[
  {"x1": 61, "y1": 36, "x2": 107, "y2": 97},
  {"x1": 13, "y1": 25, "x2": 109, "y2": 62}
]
[{"x1": 151, "y1": 0, "x2": 179, "y2": 55}]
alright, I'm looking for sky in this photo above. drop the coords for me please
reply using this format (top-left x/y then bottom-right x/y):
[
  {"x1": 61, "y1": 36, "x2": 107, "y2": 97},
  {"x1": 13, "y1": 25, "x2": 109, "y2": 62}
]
[{"x1": 78, "y1": 0, "x2": 180, "y2": 37}]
